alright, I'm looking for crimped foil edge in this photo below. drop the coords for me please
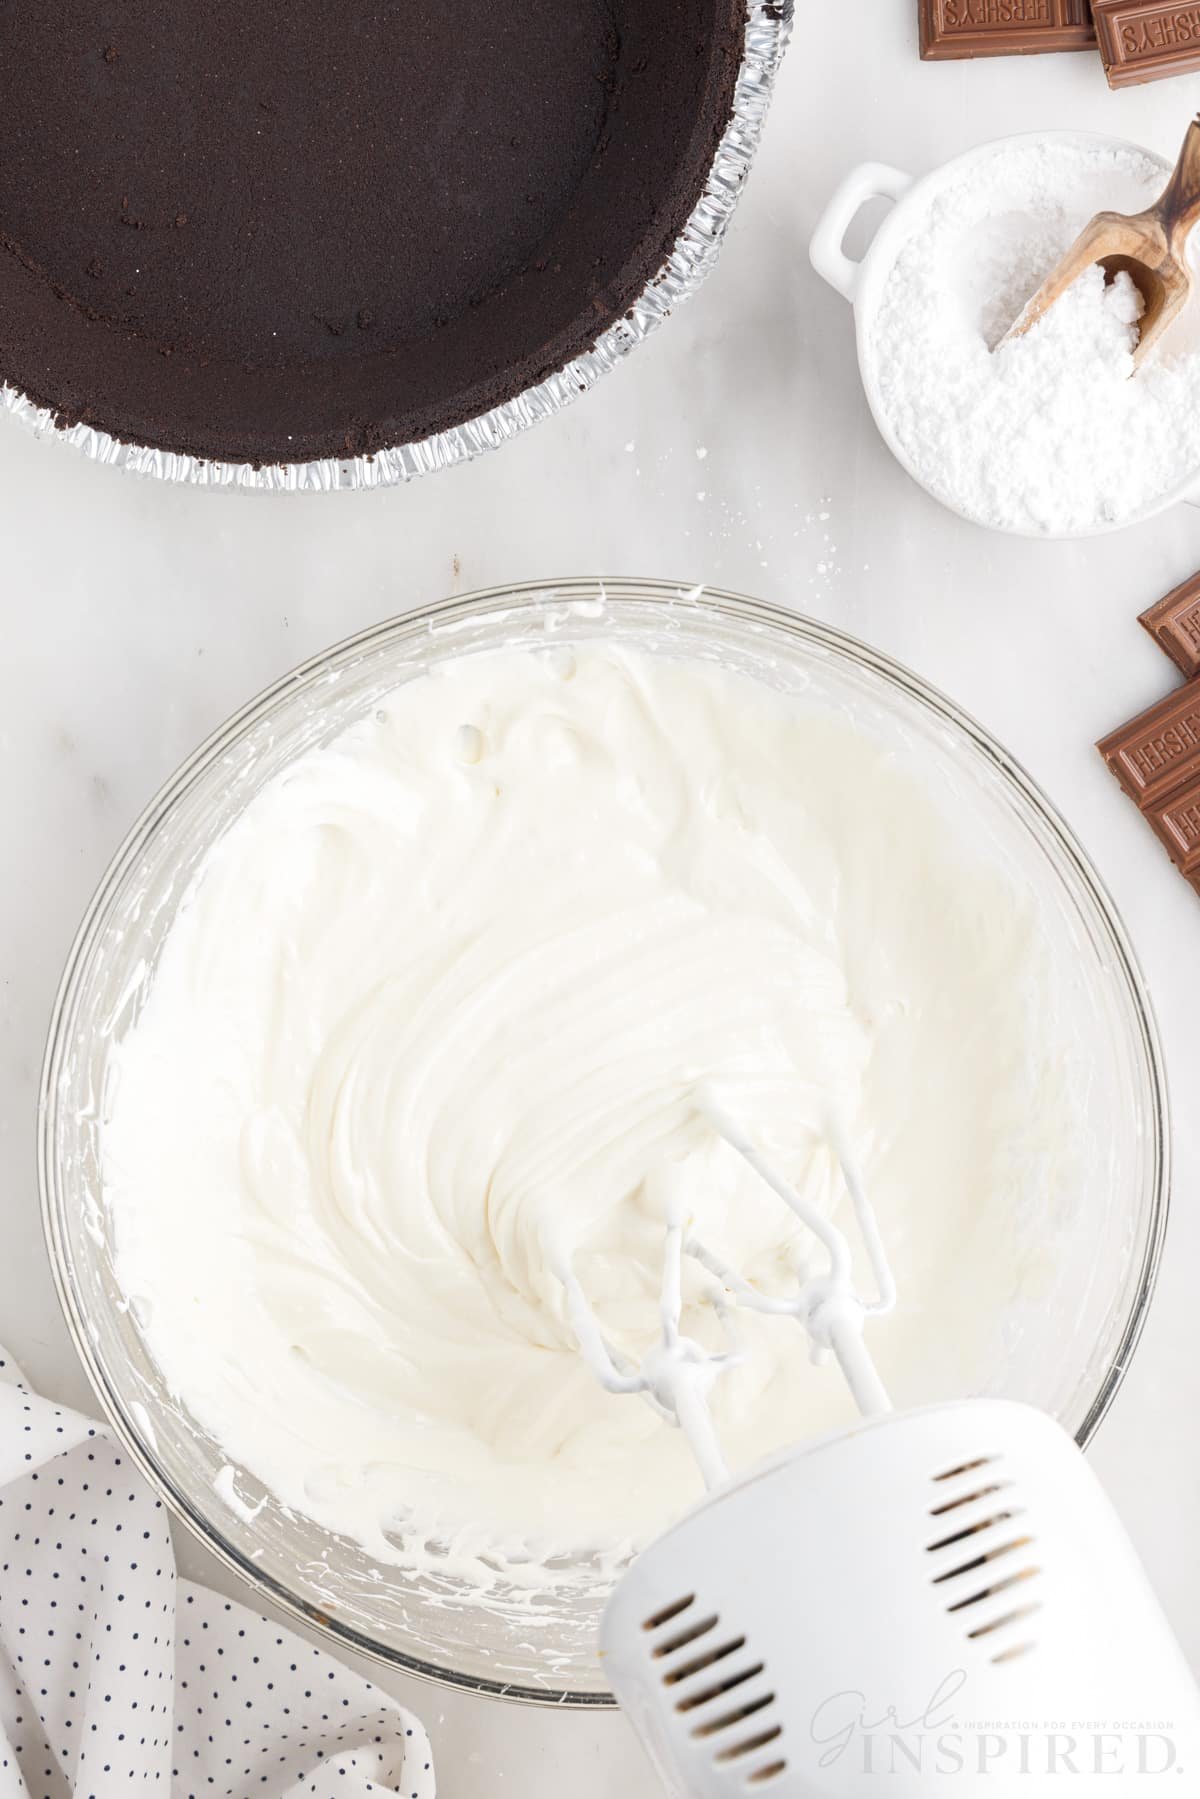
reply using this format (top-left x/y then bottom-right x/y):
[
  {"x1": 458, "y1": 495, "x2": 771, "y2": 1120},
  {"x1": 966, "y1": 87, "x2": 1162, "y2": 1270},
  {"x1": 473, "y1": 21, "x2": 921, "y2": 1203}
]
[{"x1": 0, "y1": 1, "x2": 791, "y2": 492}]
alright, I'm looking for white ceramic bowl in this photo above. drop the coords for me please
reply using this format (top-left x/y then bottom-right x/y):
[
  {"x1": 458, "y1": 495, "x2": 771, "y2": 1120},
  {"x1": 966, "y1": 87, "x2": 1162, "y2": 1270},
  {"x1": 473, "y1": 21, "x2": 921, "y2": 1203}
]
[{"x1": 808, "y1": 131, "x2": 1200, "y2": 539}]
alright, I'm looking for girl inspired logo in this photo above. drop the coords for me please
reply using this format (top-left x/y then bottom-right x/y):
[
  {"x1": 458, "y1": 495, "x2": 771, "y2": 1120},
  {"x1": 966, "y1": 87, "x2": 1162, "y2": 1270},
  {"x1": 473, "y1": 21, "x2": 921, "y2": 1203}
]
[{"x1": 809, "y1": 1671, "x2": 1181, "y2": 1780}]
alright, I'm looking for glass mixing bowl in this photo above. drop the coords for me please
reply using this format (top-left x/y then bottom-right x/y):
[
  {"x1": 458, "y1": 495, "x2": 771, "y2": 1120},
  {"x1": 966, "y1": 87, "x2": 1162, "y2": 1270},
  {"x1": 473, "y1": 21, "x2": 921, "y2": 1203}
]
[{"x1": 40, "y1": 579, "x2": 1169, "y2": 1705}]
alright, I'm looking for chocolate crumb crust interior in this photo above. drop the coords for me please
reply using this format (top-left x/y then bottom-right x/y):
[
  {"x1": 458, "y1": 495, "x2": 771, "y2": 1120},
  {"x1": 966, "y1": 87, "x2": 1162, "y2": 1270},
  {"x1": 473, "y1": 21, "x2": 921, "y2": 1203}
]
[{"x1": 0, "y1": 0, "x2": 744, "y2": 466}]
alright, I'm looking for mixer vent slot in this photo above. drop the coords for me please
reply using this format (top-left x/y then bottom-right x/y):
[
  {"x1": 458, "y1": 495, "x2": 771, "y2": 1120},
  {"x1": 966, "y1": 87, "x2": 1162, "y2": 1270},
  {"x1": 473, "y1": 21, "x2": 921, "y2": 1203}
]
[
  {"x1": 992, "y1": 1641, "x2": 1037, "y2": 1665},
  {"x1": 663, "y1": 1634, "x2": 747, "y2": 1686},
  {"x1": 966, "y1": 1601, "x2": 1042, "y2": 1641},
  {"x1": 674, "y1": 1658, "x2": 765, "y2": 1712},
  {"x1": 643, "y1": 1593, "x2": 695, "y2": 1630},
  {"x1": 653, "y1": 1613, "x2": 720, "y2": 1657},
  {"x1": 931, "y1": 1531, "x2": 1032, "y2": 1579},
  {"x1": 715, "y1": 1724, "x2": 783, "y2": 1764},
  {"x1": 927, "y1": 1456, "x2": 1041, "y2": 1662},
  {"x1": 946, "y1": 1565, "x2": 1039, "y2": 1612},
  {"x1": 645, "y1": 1597, "x2": 786, "y2": 1786},
  {"x1": 691, "y1": 1692, "x2": 775, "y2": 1738},
  {"x1": 927, "y1": 1508, "x2": 1023, "y2": 1554},
  {"x1": 930, "y1": 1480, "x2": 1012, "y2": 1518},
  {"x1": 933, "y1": 1454, "x2": 997, "y2": 1483}
]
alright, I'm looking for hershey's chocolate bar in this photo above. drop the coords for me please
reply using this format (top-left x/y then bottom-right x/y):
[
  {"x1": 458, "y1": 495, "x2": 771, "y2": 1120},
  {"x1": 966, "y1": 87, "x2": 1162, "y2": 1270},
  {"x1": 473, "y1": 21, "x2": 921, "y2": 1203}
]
[
  {"x1": 1092, "y1": 0, "x2": 1200, "y2": 85},
  {"x1": 919, "y1": 0, "x2": 1096, "y2": 59},
  {"x1": 1097, "y1": 681, "x2": 1200, "y2": 809},
  {"x1": 1098, "y1": 677, "x2": 1200, "y2": 900},
  {"x1": 1139, "y1": 572, "x2": 1200, "y2": 678},
  {"x1": 1146, "y1": 771, "x2": 1200, "y2": 868}
]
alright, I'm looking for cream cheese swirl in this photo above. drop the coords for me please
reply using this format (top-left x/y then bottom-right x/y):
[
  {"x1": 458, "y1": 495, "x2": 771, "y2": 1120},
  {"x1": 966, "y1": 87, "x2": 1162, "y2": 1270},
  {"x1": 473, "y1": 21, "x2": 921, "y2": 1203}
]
[{"x1": 104, "y1": 642, "x2": 1058, "y2": 1576}]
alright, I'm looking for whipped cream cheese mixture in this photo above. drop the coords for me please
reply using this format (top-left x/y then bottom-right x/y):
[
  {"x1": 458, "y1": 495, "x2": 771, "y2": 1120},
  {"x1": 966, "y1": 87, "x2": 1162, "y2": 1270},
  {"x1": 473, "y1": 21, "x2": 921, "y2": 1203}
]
[{"x1": 103, "y1": 641, "x2": 1069, "y2": 1579}]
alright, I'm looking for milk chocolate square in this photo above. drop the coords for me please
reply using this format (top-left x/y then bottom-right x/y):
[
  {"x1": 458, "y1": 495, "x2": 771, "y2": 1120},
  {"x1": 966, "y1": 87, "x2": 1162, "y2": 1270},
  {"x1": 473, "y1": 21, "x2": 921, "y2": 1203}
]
[
  {"x1": 1097, "y1": 681, "x2": 1200, "y2": 809},
  {"x1": 1139, "y1": 573, "x2": 1200, "y2": 678},
  {"x1": 919, "y1": 0, "x2": 1096, "y2": 58},
  {"x1": 1147, "y1": 773, "x2": 1200, "y2": 868},
  {"x1": 1092, "y1": 0, "x2": 1200, "y2": 86}
]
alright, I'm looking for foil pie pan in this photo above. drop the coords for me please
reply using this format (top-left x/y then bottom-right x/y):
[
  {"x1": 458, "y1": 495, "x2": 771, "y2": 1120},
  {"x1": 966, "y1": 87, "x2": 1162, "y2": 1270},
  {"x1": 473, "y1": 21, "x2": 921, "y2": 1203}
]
[{"x1": 0, "y1": 2, "x2": 791, "y2": 493}]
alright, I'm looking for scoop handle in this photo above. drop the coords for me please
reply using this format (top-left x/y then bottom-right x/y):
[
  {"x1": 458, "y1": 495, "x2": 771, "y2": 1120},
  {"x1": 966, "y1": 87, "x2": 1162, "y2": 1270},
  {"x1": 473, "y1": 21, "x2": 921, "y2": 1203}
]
[{"x1": 1155, "y1": 113, "x2": 1200, "y2": 260}]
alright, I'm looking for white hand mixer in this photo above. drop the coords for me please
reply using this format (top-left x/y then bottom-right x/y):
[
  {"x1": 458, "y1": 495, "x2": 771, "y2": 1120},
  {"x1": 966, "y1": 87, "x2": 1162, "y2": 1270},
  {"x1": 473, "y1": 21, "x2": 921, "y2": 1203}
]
[{"x1": 561, "y1": 1086, "x2": 1200, "y2": 1795}]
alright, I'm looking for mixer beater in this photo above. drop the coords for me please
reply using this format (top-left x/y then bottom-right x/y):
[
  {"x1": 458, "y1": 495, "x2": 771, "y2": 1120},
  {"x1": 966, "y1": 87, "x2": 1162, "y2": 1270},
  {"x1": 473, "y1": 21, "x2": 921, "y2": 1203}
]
[
  {"x1": 557, "y1": 1080, "x2": 897, "y2": 1489},
  {"x1": 559, "y1": 1084, "x2": 1200, "y2": 1795}
]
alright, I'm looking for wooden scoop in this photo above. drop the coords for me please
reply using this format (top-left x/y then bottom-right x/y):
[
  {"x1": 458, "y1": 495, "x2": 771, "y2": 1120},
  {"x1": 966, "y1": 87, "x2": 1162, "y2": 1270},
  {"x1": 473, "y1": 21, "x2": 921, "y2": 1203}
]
[{"x1": 1003, "y1": 115, "x2": 1200, "y2": 368}]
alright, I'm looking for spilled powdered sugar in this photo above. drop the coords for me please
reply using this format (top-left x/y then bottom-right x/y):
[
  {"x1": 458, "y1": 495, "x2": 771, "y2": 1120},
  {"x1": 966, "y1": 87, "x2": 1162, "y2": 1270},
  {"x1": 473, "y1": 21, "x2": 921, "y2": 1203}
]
[{"x1": 869, "y1": 140, "x2": 1200, "y2": 533}]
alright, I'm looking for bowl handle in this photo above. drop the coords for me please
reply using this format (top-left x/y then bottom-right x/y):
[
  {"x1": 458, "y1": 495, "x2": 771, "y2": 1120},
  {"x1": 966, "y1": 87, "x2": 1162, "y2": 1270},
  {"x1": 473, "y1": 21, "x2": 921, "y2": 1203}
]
[{"x1": 809, "y1": 163, "x2": 913, "y2": 304}]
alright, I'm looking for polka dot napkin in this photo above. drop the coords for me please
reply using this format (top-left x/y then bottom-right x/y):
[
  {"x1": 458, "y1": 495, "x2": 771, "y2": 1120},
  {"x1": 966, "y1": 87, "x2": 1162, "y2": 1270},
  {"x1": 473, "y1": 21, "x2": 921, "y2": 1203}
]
[{"x1": 0, "y1": 1348, "x2": 436, "y2": 1799}]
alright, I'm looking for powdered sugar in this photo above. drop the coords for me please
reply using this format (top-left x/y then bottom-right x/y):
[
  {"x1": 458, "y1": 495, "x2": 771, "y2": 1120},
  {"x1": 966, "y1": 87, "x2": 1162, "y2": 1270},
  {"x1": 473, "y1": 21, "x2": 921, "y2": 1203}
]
[{"x1": 869, "y1": 141, "x2": 1200, "y2": 534}]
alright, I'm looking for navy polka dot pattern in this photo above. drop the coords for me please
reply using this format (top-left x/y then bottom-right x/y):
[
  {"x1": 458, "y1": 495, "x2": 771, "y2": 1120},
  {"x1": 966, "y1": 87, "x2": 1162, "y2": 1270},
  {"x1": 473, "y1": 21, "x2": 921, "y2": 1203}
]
[{"x1": 0, "y1": 1352, "x2": 435, "y2": 1798}]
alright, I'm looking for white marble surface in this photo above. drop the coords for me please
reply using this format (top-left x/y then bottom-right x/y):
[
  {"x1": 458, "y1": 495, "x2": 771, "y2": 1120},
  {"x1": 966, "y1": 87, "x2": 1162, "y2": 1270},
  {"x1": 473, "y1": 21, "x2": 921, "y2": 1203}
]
[{"x1": 3, "y1": 9, "x2": 1200, "y2": 1794}]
